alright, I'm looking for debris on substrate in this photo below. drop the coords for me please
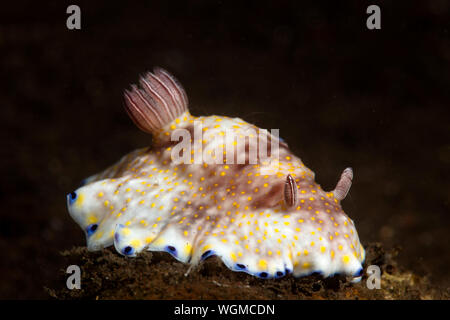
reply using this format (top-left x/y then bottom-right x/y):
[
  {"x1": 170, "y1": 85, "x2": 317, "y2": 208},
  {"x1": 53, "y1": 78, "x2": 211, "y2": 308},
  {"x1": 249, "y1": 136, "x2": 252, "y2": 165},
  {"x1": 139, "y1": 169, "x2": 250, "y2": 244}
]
[{"x1": 47, "y1": 242, "x2": 448, "y2": 300}]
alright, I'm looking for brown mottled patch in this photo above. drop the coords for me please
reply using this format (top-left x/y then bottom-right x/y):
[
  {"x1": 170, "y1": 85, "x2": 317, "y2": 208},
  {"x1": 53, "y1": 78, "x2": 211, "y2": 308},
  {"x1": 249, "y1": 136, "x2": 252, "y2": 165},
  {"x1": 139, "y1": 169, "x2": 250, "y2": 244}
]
[{"x1": 47, "y1": 243, "x2": 447, "y2": 300}]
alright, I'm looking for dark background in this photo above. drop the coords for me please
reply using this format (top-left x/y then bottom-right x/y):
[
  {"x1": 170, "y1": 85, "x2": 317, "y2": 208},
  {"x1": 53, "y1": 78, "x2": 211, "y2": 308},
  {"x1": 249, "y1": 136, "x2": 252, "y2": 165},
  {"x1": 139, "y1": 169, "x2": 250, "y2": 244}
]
[{"x1": 1, "y1": 0, "x2": 449, "y2": 299}]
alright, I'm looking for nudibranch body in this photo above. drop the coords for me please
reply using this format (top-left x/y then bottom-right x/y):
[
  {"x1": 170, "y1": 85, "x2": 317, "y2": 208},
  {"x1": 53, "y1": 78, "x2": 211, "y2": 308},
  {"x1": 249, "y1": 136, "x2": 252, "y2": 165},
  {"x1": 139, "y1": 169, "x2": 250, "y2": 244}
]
[{"x1": 67, "y1": 68, "x2": 365, "y2": 281}]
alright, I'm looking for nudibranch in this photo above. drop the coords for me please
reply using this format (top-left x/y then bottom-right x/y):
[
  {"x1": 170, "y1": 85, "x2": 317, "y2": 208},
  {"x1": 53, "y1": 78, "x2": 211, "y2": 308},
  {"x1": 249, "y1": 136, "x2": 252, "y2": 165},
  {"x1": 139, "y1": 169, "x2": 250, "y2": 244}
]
[{"x1": 67, "y1": 67, "x2": 365, "y2": 281}]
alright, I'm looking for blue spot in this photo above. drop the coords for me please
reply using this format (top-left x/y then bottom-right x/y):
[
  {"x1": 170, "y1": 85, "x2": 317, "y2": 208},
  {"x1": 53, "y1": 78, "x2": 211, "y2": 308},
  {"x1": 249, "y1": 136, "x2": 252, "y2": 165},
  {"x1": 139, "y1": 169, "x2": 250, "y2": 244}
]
[
  {"x1": 86, "y1": 224, "x2": 98, "y2": 237},
  {"x1": 354, "y1": 268, "x2": 363, "y2": 277},
  {"x1": 285, "y1": 268, "x2": 292, "y2": 275},
  {"x1": 258, "y1": 272, "x2": 269, "y2": 279},
  {"x1": 165, "y1": 245, "x2": 177, "y2": 257},
  {"x1": 114, "y1": 224, "x2": 125, "y2": 242},
  {"x1": 67, "y1": 191, "x2": 77, "y2": 205},
  {"x1": 235, "y1": 263, "x2": 246, "y2": 270},
  {"x1": 201, "y1": 250, "x2": 215, "y2": 261},
  {"x1": 275, "y1": 271, "x2": 285, "y2": 278},
  {"x1": 123, "y1": 246, "x2": 134, "y2": 256}
]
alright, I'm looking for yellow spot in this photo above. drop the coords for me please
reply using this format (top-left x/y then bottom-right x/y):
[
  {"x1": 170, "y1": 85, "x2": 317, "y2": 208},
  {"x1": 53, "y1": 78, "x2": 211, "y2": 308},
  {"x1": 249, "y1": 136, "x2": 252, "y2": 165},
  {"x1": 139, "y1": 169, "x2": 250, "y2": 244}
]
[
  {"x1": 130, "y1": 239, "x2": 141, "y2": 248},
  {"x1": 75, "y1": 193, "x2": 85, "y2": 207},
  {"x1": 97, "y1": 192, "x2": 104, "y2": 198},
  {"x1": 94, "y1": 231, "x2": 104, "y2": 240},
  {"x1": 342, "y1": 255, "x2": 350, "y2": 264},
  {"x1": 302, "y1": 262, "x2": 310, "y2": 269},
  {"x1": 258, "y1": 259, "x2": 267, "y2": 269},
  {"x1": 87, "y1": 215, "x2": 98, "y2": 224},
  {"x1": 320, "y1": 246, "x2": 326, "y2": 253},
  {"x1": 145, "y1": 236, "x2": 154, "y2": 244},
  {"x1": 184, "y1": 244, "x2": 193, "y2": 256},
  {"x1": 122, "y1": 228, "x2": 130, "y2": 236},
  {"x1": 184, "y1": 231, "x2": 188, "y2": 237}
]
